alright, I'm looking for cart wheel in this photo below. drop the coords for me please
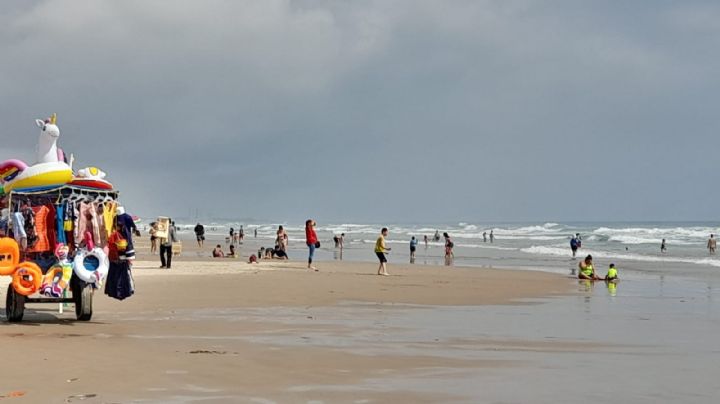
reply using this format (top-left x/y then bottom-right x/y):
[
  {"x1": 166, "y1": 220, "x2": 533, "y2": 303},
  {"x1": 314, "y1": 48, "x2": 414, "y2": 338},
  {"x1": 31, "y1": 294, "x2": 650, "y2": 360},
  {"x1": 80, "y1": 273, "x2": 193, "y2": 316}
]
[
  {"x1": 74, "y1": 284, "x2": 93, "y2": 321},
  {"x1": 6, "y1": 284, "x2": 25, "y2": 322}
]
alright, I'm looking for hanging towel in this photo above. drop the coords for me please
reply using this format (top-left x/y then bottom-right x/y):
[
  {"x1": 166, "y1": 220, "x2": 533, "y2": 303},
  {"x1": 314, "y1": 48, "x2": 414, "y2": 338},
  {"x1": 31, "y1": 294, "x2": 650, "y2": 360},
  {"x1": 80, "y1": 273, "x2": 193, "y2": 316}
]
[
  {"x1": 103, "y1": 202, "x2": 116, "y2": 238},
  {"x1": 28, "y1": 205, "x2": 51, "y2": 253},
  {"x1": 12, "y1": 211, "x2": 27, "y2": 247},
  {"x1": 56, "y1": 204, "x2": 67, "y2": 245}
]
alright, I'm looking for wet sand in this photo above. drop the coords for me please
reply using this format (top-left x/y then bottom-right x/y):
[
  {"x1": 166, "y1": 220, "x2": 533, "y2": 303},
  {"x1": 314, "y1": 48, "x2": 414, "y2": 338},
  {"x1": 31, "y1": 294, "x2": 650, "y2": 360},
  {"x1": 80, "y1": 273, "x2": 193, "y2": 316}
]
[
  {"x1": 0, "y1": 246, "x2": 575, "y2": 403},
  {"x1": 3, "y1": 236, "x2": 720, "y2": 403}
]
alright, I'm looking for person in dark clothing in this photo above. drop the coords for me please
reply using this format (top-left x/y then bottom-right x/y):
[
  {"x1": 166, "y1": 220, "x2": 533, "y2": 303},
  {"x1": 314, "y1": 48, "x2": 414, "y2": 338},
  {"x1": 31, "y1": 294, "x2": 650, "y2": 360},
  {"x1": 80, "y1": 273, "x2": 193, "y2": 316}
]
[
  {"x1": 116, "y1": 206, "x2": 139, "y2": 260},
  {"x1": 160, "y1": 220, "x2": 178, "y2": 269},
  {"x1": 105, "y1": 220, "x2": 135, "y2": 300},
  {"x1": 570, "y1": 236, "x2": 579, "y2": 258},
  {"x1": 194, "y1": 222, "x2": 205, "y2": 248}
]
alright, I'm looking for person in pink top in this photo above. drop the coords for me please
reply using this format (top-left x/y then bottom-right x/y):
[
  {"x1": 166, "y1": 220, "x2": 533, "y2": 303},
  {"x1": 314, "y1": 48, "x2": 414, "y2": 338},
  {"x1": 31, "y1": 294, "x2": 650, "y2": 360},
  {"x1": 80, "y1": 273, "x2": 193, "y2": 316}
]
[{"x1": 305, "y1": 219, "x2": 319, "y2": 271}]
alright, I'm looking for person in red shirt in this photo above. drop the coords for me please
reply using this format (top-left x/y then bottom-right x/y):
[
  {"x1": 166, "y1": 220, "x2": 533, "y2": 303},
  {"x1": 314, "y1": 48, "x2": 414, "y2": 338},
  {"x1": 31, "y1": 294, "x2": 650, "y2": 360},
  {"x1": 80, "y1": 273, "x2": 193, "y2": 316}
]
[
  {"x1": 108, "y1": 221, "x2": 128, "y2": 262},
  {"x1": 305, "y1": 219, "x2": 319, "y2": 271}
]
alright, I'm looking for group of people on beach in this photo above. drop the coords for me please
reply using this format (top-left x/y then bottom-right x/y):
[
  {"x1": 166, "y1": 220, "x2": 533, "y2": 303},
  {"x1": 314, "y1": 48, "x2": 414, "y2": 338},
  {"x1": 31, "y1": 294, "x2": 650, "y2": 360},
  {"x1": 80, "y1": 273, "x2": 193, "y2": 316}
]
[
  {"x1": 303, "y1": 221, "x2": 456, "y2": 275},
  {"x1": 256, "y1": 225, "x2": 289, "y2": 261},
  {"x1": 571, "y1": 233, "x2": 718, "y2": 257},
  {"x1": 659, "y1": 234, "x2": 716, "y2": 254},
  {"x1": 213, "y1": 243, "x2": 237, "y2": 258},
  {"x1": 578, "y1": 255, "x2": 618, "y2": 282}
]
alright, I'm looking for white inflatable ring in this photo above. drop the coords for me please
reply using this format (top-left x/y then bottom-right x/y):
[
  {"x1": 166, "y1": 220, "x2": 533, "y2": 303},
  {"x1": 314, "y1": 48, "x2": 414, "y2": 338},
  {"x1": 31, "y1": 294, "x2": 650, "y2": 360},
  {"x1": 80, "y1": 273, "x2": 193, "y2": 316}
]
[{"x1": 73, "y1": 248, "x2": 109, "y2": 285}]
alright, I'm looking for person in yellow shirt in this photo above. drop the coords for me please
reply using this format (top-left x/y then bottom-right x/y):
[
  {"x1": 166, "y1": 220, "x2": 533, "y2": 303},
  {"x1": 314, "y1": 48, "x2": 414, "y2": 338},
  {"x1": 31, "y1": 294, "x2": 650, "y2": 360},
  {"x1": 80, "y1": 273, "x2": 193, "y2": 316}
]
[
  {"x1": 578, "y1": 255, "x2": 601, "y2": 280},
  {"x1": 605, "y1": 263, "x2": 618, "y2": 281},
  {"x1": 375, "y1": 227, "x2": 391, "y2": 276}
]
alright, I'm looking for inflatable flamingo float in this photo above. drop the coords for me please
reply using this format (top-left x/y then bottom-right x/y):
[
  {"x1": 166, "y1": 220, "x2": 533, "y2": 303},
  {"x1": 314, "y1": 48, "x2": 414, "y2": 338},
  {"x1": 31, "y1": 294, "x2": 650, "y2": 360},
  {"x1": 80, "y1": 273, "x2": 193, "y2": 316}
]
[{"x1": 0, "y1": 114, "x2": 73, "y2": 194}]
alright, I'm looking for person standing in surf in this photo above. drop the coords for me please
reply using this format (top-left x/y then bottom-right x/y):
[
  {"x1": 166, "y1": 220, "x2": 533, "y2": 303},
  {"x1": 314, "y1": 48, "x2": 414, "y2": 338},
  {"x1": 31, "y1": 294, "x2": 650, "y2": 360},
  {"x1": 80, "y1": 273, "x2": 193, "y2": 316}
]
[
  {"x1": 661, "y1": 239, "x2": 667, "y2": 254},
  {"x1": 570, "y1": 235, "x2": 579, "y2": 258},
  {"x1": 276, "y1": 225, "x2": 288, "y2": 254},
  {"x1": 305, "y1": 219, "x2": 319, "y2": 271},
  {"x1": 409, "y1": 236, "x2": 418, "y2": 263},
  {"x1": 194, "y1": 222, "x2": 205, "y2": 248},
  {"x1": 708, "y1": 234, "x2": 717, "y2": 254},
  {"x1": 444, "y1": 232, "x2": 454, "y2": 266},
  {"x1": 489, "y1": 230, "x2": 495, "y2": 243}
]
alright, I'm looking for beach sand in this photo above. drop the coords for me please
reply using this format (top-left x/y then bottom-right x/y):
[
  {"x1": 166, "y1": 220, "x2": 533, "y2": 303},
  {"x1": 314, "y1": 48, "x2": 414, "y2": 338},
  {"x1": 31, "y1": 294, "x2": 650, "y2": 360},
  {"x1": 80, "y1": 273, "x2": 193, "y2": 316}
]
[{"x1": 0, "y1": 237, "x2": 576, "y2": 403}]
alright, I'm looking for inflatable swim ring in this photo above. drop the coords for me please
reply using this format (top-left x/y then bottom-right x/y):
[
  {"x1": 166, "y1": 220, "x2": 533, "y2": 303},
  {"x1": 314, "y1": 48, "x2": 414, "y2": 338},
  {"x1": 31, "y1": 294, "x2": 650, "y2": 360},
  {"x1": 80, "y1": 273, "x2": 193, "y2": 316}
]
[
  {"x1": 12, "y1": 262, "x2": 43, "y2": 296},
  {"x1": 69, "y1": 166, "x2": 113, "y2": 190},
  {"x1": 73, "y1": 248, "x2": 109, "y2": 285},
  {"x1": 41, "y1": 263, "x2": 72, "y2": 298},
  {"x1": 0, "y1": 161, "x2": 72, "y2": 193},
  {"x1": 0, "y1": 237, "x2": 21, "y2": 276},
  {"x1": 0, "y1": 159, "x2": 28, "y2": 182},
  {"x1": 69, "y1": 179, "x2": 113, "y2": 190}
]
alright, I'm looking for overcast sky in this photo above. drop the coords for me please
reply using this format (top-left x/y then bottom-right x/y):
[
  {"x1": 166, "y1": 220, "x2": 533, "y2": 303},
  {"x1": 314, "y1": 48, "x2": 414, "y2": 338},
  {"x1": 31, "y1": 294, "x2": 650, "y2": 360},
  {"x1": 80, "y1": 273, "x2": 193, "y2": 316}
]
[{"x1": 1, "y1": 0, "x2": 718, "y2": 223}]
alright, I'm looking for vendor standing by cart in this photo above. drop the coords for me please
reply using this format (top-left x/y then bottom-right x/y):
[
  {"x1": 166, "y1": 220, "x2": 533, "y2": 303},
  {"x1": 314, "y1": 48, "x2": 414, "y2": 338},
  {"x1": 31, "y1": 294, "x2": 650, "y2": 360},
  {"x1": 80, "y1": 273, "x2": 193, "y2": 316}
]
[{"x1": 159, "y1": 220, "x2": 177, "y2": 269}]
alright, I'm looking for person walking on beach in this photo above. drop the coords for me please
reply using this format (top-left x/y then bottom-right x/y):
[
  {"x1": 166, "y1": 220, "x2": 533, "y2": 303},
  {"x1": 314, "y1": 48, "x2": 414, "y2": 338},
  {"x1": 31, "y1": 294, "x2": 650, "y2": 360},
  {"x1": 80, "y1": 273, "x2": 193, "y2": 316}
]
[
  {"x1": 444, "y1": 232, "x2": 454, "y2": 266},
  {"x1": 483, "y1": 231, "x2": 487, "y2": 242},
  {"x1": 149, "y1": 222, "x2": 158, "y2": 254},
  {"x1": 708, "y1": 234, "x2": 717, "y2": 254},
  {"x1": 424, "y1": 235, "x2": 429, "y2": 248},
  {"x1": 410, "y1": 236, "x2": 418, "y2": 263},
  {"x1": 570, "y1": 235, "x2": 579, "y2": 258},
  {"x1": 578, "y1": 255, "x2": 601, "y2": 280},
  {"x1": 239, "y1": 225, "x2": 245, "y2": 243},
  {"x1": 160, "y1": 220, "x2": 178, "y2": 269},
  {"x1": 489, "y1": 230, "x2": 495, "y2": 243},
  {"x1": 375, "y1": 227, "x2": 391, "y2": 276},
  {"x1": 305, "y1": 219, "x2": 319, "y2": 271},
  {"x1": 228, "y1": 227, "x2": 234, "y2": 244},
  {"x1": 661, "y1": 239, "x2": 667, "y2": 254},
  {"x1": 194, "y1": 222, "x2": 205, "y2": 248}
]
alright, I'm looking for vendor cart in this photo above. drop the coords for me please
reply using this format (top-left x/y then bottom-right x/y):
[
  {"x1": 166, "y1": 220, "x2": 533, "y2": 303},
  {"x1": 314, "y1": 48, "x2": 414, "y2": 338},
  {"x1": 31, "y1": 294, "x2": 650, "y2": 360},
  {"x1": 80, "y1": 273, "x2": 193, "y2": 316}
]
[{"x1": 2, "y1": 185, "x2": 120, "y2": 322}]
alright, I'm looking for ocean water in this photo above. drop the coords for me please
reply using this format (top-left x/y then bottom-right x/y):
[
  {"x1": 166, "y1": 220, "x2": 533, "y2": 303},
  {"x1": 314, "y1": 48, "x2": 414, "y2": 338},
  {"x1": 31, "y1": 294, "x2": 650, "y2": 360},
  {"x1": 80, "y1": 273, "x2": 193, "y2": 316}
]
[{"x1": 163, "y1": 221, "x2": 720, "y2": 280}]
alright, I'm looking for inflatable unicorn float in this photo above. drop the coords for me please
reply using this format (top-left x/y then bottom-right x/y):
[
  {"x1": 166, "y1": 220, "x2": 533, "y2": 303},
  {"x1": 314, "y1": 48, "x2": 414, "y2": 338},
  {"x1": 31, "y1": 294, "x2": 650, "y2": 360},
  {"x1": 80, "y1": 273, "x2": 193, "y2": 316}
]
[{"x1": 0, "y1": 114, "x2": 112, "y2": 195}]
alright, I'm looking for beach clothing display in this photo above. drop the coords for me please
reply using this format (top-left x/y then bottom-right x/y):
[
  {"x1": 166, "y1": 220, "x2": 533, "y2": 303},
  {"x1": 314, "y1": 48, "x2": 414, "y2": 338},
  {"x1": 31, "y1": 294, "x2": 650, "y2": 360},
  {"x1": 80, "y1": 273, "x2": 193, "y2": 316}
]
[{"x1": 0, "y1": 113, "x2": 136, "y2": 323}]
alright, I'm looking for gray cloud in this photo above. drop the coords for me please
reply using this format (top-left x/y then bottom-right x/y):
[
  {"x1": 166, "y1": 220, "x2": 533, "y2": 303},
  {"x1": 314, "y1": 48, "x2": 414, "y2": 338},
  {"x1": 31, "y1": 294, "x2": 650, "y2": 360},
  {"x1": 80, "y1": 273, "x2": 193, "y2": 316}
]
[{"x1": 1, "y1": 0, "x2": 718, "y2": 223}]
